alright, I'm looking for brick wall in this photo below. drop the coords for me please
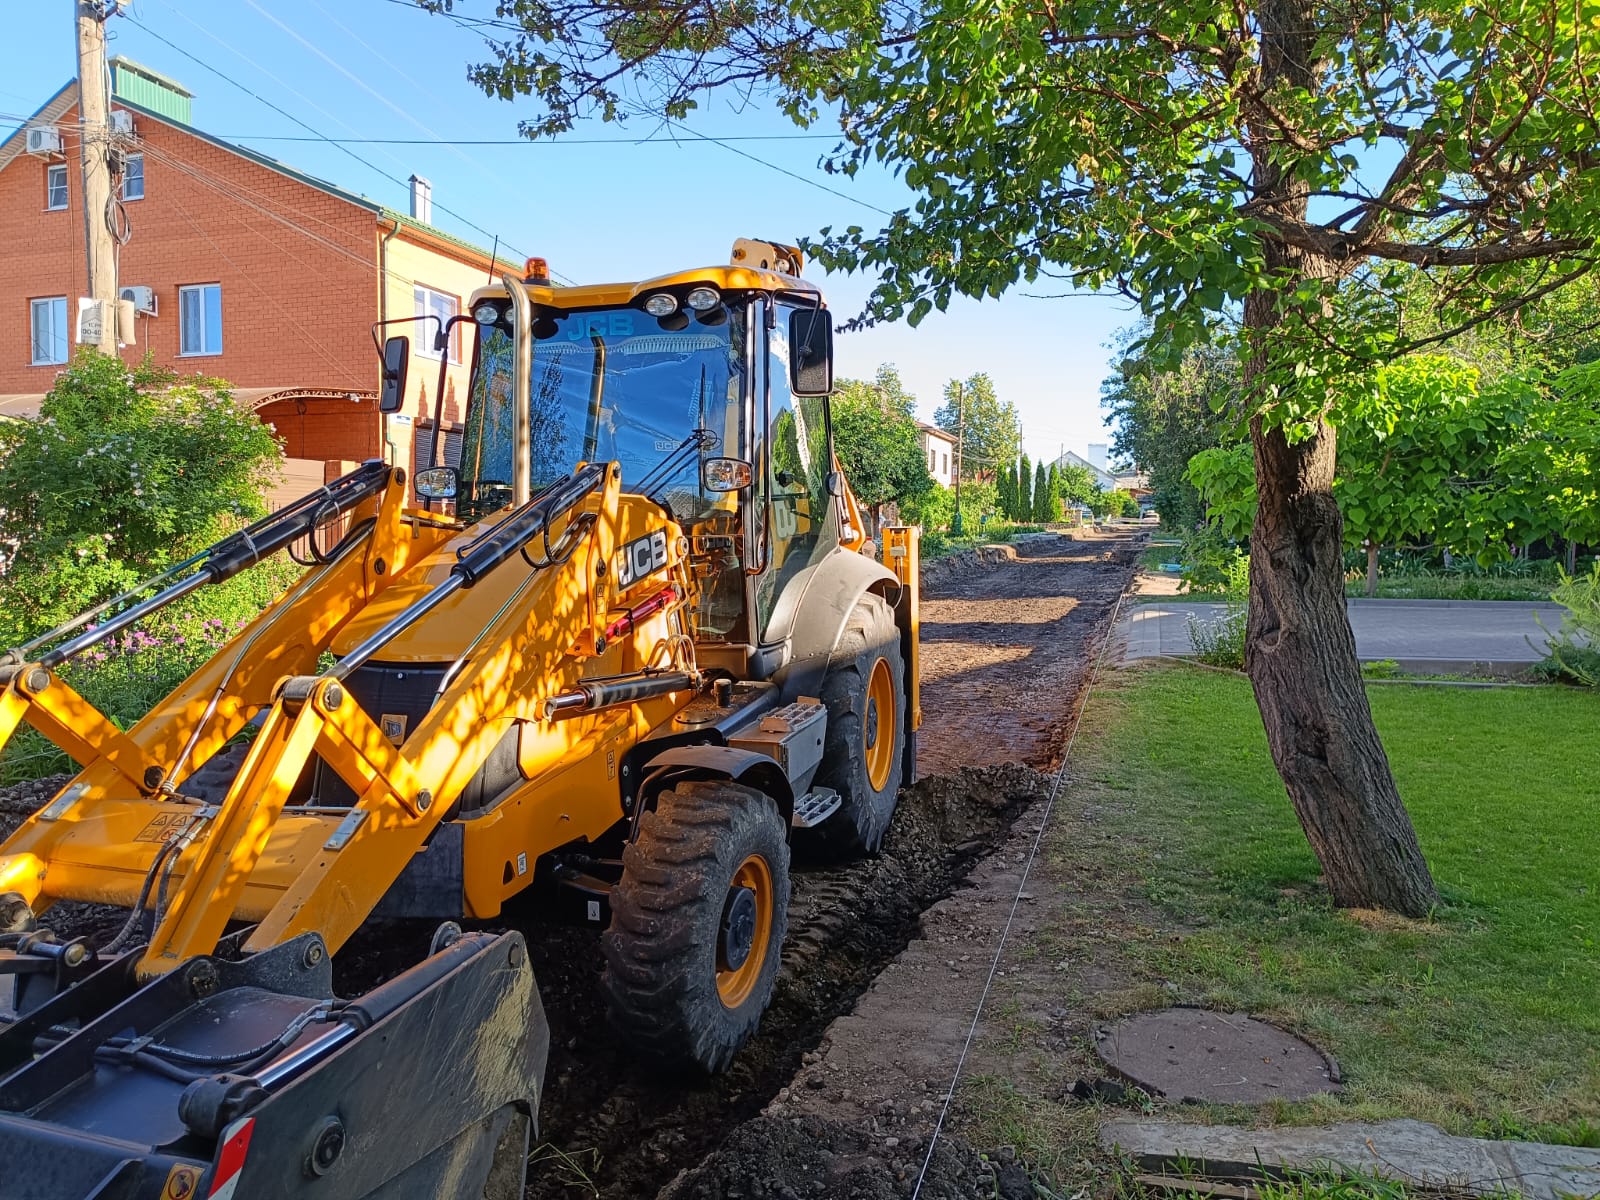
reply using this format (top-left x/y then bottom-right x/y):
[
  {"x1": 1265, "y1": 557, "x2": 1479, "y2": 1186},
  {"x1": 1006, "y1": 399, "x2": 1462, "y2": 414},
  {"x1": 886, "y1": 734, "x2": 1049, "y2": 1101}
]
[{"x1": 0, "y1": 102, "x2": 378, "y2": 395}]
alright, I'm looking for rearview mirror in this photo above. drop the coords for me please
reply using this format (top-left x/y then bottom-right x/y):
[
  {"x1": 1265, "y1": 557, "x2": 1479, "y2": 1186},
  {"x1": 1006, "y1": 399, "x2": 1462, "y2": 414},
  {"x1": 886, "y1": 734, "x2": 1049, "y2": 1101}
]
[
  {"x1": 380, "y1": 335, "x2": 409, "y2": 414},
  {"x1": 788, "y1": 309, "x2": 833, "y2": 397},
  {"x1": 702, "y1": 457, "x2": 753, "y2": 492},
  {"x1": 414, "y1": 466, "x2": 458, "y2": 500}
]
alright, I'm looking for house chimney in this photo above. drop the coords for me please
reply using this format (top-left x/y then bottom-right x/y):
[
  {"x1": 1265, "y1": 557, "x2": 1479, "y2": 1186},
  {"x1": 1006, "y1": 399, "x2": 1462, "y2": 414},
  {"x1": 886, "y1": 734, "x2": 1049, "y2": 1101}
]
[{"x1": 409, "y1": 174, "x2": 432, "y2": 224}]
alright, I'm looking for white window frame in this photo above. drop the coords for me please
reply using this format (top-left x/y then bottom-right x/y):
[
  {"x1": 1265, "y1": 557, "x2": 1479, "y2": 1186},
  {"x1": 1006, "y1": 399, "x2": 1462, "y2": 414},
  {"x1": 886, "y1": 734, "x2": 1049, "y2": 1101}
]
[
  {"x1": 178, "y1": 283, "x2": 223, "y2": 357},
  {"x1": 30, "y1": 297, "x2": 69, "y2": 366},
  {"x1": 121, "y1": 153, "x2": 144, "y2": 201},
  {"x1": 414, "y1": 285, "x2": 460, "y2": 364},
  {"x1": 45, "y1": 163, "x2": 67, "y2": 211}
]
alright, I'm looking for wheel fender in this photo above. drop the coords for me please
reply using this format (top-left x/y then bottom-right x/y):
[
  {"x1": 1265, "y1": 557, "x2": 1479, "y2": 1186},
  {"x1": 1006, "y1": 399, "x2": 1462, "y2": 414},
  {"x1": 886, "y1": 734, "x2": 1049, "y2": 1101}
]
[
  {"x1": 767, "y1": 547, "x2": 901, "y2": 701},
  {"x1": 640, "y1": 745, "x2": 795, "y2": 825}
]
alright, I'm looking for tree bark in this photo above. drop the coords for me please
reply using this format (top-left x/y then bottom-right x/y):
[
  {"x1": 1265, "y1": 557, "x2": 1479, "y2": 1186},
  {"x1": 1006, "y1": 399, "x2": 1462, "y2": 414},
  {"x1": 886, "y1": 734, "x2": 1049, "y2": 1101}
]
[
  {"x1": 1242, "y1": 0, "x2": 1440, "y2": 918},
  {"x1": 1365, "y1": 541, "x2": 1380, "y2": 597}
]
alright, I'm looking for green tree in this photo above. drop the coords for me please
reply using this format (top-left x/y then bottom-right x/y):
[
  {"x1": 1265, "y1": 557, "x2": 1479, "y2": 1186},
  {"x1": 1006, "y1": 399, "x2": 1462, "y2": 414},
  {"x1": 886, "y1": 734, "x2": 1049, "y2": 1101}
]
[
  {"x1": 829, "y1": 364, "x2": 935, "y2": 530},
  {"x1": 933, "y1": 374, "x2": 1019, "y2": 482},
  {"x1": 442, "y1": 0, "x2": 1600, "y2": 913},
  {"x1": 1031, "y1": 461, "x2": 1049, "y2": 524},
  {"x1": 0, "y1": 352, "x2": 283, "y2": 644},
  {"x1": 1017, "y1": 454, "x2": 1033, "y2": 520},
  {"x1": 1102, "y1": 326, "x2": 1237, "y2": 531},
  {"x1": 996, "y1": 458, "x2": 1015, "y2": 520},
  {"x1": 1044, "y1": 464, "x2": 1063, "y2": 522},
  {"x1": 1055, "y1": 464, "x2": 1097, "y2": 506}
]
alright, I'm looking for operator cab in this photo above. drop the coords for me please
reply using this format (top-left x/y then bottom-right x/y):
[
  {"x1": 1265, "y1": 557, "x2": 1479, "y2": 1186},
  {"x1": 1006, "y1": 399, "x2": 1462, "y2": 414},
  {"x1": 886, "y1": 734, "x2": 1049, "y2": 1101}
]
[{"x1": 406, "y1": 241, "x2": 841, "y2": 674}]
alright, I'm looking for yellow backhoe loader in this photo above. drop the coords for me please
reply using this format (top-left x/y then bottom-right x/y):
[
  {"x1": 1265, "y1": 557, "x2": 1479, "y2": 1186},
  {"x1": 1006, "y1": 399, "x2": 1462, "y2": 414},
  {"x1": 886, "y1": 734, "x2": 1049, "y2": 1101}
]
[{"x1": 0, "y1": 240, "x2": 919, "y2": 1200}]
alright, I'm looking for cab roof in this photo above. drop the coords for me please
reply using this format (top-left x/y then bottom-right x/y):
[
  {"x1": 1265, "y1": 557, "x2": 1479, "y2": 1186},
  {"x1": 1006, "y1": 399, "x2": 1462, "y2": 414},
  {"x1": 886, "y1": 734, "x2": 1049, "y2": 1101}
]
[{"x1": 469, "y1": 264, "x2": 823, "y2": 312}]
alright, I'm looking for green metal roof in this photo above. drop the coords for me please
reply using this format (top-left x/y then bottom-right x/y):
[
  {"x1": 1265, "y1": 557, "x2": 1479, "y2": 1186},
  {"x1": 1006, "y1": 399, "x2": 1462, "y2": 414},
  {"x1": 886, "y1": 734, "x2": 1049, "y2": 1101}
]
[{"x1": 377, "y1": 208, "x2": 497, "y2": 265}]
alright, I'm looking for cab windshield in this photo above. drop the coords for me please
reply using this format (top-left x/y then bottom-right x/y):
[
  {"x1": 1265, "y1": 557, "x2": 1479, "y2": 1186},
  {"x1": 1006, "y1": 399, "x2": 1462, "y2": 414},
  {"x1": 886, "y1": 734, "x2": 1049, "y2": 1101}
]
[{"x1": 456, "y1": 303, "x2": 749, "y2": 524}]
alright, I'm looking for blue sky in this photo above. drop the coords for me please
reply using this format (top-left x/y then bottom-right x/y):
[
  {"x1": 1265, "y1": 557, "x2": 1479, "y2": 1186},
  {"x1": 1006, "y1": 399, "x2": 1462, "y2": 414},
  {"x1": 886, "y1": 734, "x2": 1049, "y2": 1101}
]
[{"x1": 2, "y1": 0, "x2": 1134, "y2": 463}]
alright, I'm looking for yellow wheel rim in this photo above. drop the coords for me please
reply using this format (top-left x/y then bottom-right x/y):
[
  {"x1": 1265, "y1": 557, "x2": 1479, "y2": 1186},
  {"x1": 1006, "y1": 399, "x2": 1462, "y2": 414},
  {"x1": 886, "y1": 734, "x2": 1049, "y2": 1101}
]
[
  {"x1": 864, "y1": 656, "x2": 896, "y2": 792},
  {"x1": 716, "y1": 854, "x2": 774, "y2": 1009}
]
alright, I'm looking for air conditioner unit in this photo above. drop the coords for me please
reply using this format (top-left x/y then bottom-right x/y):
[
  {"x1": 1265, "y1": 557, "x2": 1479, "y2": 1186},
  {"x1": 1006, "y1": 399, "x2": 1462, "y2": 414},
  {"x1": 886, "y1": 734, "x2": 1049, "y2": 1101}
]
[
  {"x1": 108, "y1": 110, "x2": 135, "y2": 139},
  {"x1": 119, "y1": 285, "x2": 157, "y2": 316},
  {"x1": 25, "y1": 126, "x2": 62, "y2": 157}
]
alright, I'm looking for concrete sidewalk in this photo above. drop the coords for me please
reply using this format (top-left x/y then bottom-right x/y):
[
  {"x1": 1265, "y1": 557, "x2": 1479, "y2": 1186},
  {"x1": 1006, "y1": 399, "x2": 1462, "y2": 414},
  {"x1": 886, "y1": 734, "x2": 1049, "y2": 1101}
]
[{"x1": 1120, "y1": 597, "x2": 1567, "y2": 674}]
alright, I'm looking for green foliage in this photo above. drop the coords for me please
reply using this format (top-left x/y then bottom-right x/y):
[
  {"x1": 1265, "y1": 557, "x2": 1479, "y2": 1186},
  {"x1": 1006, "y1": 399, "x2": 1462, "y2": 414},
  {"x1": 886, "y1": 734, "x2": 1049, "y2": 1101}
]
[
  {"x1": 1536, "y1": 564, "x2": 1600, "y2": 686},
  {"x1": 1030, "y1": 461, "x2": 1048, "y2": 523},
  {"x1": 1054, "y1": 463, "x2": 1097, "y2": 506},
  {"x1": 1187, "y1": 604, "x2": 1246, "y2": 668},
  {"x1": 1188, "y1": 357, "x2": 1600, "y2": 561},
  {"x1": 829, "y1": 364, "x2": 935, "y2": 513},
  {"x1": 0, "y1": 352, "x2": 283, "y2": 646},
  {"x1": 996, "y1": 458, "x2": 1016, "y2": 519},
  {"x1": 1042, "y1": 464, "x2": 1063, "y2": 522},
  {"x1": 1102, "y1": 325, "x2": 1238, "y2": 531},
  {"x1": 1180, "y1": 527, "x2": 1250, "y2": 595},
  {"x1": 934, "y1": 374, "x2": 1018, "y2": 482},
  {"x1": 1016, "y1": 453, "x2": 1032, "y2": 519}
]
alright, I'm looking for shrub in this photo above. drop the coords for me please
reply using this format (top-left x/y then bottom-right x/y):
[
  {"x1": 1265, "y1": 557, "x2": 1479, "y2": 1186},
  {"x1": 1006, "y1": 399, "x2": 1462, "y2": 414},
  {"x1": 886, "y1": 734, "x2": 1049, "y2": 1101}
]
[
  {"x1": 0, "y1": 350, "x2": 283, "y2": 646},
  {"x1": 1535, "y1": 563, "x2": 1600, "y2": 685},
  {"x1": 1187, "y1": 604, "x2": 1246, "y2": 668},
  {"x1": 1180, "y1": 527, "x2": 1249, "y2": 595}
]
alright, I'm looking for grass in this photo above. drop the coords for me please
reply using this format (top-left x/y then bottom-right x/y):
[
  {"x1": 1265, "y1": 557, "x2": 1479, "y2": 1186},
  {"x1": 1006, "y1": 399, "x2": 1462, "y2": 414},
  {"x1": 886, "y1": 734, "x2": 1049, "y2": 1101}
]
[
  {"x1": 920, "y1": 521, "x2": 1046, "y2": 561},
  {"x1": 1138, "y1": 573, "x2": 1559, "y2": 604},
  {"x1": 1067, "y1": 664, "x2": 1600, "y2": 1141}
]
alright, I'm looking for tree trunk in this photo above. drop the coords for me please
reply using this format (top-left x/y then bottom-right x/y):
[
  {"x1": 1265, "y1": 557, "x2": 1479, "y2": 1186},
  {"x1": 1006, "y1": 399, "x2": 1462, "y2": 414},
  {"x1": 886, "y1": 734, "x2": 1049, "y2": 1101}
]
[
  {"x1": 1365, "y1": 541, "x2": 1380, "y2": 597},
  {"x1": 1242, "y1": 0, "x2": 1439, "y2": 918},
  {"x1": 1246, "y1": 417, "x2": 1439, "y2": 915},
  {"x1": 1567, "y1": 538, "x2": 1578, "y2": 575}
]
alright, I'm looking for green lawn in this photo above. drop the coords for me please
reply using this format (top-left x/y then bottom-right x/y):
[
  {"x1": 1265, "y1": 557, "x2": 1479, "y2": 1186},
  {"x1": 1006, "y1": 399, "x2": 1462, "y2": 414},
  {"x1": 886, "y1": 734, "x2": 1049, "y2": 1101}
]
[{"x1": 1074, "y1": 665, "x2": 1600, "y2": 1142}]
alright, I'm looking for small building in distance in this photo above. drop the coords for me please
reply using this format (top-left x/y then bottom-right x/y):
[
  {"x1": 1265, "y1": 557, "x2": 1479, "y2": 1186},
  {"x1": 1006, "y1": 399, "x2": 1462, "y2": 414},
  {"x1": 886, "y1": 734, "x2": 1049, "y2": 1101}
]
[
  {"x1": 0, "y1": 57, "x2": 507, "y2": 507},
  {"x1": 918, "y1": 422, "x2": 957, "y2": 488},
  {"x1": 1052, "y1": 448, "x2": 1118, "y2": 493}
]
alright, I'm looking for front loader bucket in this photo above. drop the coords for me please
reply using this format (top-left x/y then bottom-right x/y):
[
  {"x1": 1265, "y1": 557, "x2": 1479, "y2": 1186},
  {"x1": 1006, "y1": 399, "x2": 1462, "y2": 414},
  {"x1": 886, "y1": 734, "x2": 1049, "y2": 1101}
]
[{"x1": 0, "y1": 930, "x2": 547, "y2": 1200}]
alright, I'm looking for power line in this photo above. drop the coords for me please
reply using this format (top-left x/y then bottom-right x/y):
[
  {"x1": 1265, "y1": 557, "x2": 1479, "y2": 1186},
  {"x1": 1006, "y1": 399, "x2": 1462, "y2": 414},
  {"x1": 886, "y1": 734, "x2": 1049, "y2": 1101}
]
[
  {"x1": 124, "y1": 13, "x2": 535, "y2": 267},
  {"x1": 193, "y1": 133, "x2": 841, "y2": 145}
]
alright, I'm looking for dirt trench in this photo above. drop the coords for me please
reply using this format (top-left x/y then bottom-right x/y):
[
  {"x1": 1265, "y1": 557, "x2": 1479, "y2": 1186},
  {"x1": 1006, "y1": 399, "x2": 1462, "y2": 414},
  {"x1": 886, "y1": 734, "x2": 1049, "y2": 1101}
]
[{"x1": 0, "y1": 530, "x2": 1142, "y2": 1198}]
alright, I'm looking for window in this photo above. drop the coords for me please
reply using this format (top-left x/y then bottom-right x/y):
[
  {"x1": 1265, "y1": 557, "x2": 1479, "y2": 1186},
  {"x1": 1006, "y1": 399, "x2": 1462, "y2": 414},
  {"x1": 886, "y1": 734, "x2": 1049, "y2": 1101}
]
[
  {"x1": 45, "y1": 164, "x2": 67, "y2": 211},
  {"x1": 928, "y1": 447, "x2": 936, "y2": 470},
  {"x1": 179, "y1": 284, "x2": 222, "y2": 356},
  {"x1": 121, "y1": 153, "x2": 144, "y2": 201},
  {"x1": 414, "y1": 285, "x2": 460, "y2": 362},
  {"x1": 942, "y1": 452, "x2": 949, "y2": 474},
  {"x1": 30, "y1": 297, "x2": 69, "y2": 365}
]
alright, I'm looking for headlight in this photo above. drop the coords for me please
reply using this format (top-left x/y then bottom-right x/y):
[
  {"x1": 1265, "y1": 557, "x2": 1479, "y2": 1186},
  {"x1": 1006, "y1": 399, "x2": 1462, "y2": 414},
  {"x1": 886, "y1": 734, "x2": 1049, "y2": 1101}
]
[
  {"x1": 685, "y1": 286, "x2": 720, "y2": 312},
  {"x1": 643, "y1": 293, "x2": 679, "y2": 317},
  {"x1": 472, "y1": 301, "x2": 502, "y2": 325}
]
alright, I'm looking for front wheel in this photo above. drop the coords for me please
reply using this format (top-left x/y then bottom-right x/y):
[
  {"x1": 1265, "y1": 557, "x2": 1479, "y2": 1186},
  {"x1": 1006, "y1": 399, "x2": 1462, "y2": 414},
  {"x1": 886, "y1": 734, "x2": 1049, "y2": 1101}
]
[{"x1": 601, "y1": 779, "x2": 790, "y2": 1073}]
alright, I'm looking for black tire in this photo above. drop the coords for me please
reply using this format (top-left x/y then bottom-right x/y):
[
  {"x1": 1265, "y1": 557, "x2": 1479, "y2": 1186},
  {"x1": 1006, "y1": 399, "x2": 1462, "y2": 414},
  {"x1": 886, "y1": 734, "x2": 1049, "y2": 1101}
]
[
  {"x1": 602, "y1": 779, "x2": 791, "y2": 1073},
  {"x1": 805, "y1": 592, "x2": 907, "y2": 856}
]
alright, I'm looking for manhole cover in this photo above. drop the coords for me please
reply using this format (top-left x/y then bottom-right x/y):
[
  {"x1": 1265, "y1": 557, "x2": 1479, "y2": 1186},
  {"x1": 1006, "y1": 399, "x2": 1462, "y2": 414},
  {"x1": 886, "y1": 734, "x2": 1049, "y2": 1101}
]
[{"x1": 1096, "y1": 1009, "x2": 1340, "y2": 1104}]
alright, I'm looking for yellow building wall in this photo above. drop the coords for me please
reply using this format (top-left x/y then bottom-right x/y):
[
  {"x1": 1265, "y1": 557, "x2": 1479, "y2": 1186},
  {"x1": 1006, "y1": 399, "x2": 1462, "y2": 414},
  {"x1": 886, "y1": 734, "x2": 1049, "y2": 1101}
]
[{"x1": 380, "y1": 230, "x2": 498, "y2": 481}]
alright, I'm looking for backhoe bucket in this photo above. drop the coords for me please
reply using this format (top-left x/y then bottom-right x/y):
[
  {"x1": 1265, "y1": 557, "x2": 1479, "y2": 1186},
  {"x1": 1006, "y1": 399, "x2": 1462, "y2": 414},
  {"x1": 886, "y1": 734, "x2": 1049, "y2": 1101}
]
[{"x1": 0, "y1": 930, "x2": 547, "y2": 1200}]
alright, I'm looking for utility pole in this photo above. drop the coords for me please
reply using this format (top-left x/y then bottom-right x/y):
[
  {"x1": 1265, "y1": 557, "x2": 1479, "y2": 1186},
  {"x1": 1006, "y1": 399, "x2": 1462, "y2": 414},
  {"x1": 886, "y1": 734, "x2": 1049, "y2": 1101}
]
[
  {"x1": 76, "y1": 0, "x2": 118, "y2": 353},
  {"x1": 950, "y1": 381, "x2": 966, "y2": 536}
]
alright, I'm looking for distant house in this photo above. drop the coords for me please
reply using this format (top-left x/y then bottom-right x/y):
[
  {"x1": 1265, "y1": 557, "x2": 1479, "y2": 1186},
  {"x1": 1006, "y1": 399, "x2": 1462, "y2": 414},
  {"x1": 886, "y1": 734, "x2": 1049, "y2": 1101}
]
[
  {"x1": 0, "y1": 57, "x2": 503, "y2": 508},
  {"x1": 918, "y1": 422, "x2": 957, "y2": 487},
  {"x1": 1052, "y1": 449, "x2": 1117, "y2": 492}
]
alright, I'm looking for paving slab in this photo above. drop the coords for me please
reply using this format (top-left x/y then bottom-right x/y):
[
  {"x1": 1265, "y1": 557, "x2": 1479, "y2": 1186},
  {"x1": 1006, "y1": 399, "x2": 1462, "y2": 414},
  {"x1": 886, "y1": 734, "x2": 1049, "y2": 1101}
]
[
  {"x1": 1100, "y1": 1117, "x2": 1600, "y2": 1200},
  {"x1": 1120, "y1": 597, "x2": 1567, "y2": 673},
  {"x1": 1095, "y1": 1009, "x2": 1340, "y2": 1104}
]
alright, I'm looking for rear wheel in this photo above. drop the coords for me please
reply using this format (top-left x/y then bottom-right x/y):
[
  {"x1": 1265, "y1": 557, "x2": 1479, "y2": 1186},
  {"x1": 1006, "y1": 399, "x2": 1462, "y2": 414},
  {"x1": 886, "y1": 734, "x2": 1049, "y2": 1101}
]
[
  {"x1": 602, "y1": 779, "x2": 790, "y2": 1073},
  {"x1": 804, "y1": 593, "x2": 907, "y2": 856}
]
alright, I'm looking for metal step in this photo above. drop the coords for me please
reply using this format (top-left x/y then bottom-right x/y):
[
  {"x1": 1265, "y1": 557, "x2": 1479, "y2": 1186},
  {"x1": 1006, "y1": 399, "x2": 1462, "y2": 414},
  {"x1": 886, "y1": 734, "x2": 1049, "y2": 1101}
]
[{"x1": 790, "y1": 787, "x2": 841, "y2": 829}]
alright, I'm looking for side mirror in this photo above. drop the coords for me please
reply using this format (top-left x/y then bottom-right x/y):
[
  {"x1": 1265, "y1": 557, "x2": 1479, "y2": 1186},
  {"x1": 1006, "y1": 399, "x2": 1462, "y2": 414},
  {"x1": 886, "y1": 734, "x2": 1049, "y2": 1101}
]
[
  {"x1": 788, "y1": 309, "x2": 833, "y2": 397},
  {"x1": 702, "y1": 457, "x2": 753, "y2": 493},
  {"x1": 414, "y1": 466, "x2": 458, "y2": 500},
  {"x1": 380, "y1": 335, "x2": 409, "y2": 414}
]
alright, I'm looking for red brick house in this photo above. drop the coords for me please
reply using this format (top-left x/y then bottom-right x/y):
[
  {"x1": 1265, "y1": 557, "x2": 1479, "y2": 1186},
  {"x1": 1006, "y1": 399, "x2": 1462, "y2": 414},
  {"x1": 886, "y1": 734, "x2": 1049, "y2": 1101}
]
[{"x1": 0, "y1": 58, "x2": 499, "y2": 503}]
